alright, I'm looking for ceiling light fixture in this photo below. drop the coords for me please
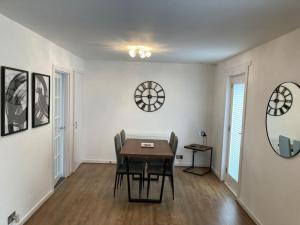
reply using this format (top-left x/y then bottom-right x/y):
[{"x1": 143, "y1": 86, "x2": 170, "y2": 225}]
[{"x1": 128, "y1": 46, "x2": 152, "y2": 59}]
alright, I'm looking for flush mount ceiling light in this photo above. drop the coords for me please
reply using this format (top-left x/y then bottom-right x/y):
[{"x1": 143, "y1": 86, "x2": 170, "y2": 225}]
[{"x1": 128, "y1": 46, "x2": 152, "y2": 59}]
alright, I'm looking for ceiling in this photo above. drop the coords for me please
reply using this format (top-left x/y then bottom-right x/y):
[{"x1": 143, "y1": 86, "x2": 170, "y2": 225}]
[{"x1": 0, "y1": 0, "x2": 300, "y2": 63}]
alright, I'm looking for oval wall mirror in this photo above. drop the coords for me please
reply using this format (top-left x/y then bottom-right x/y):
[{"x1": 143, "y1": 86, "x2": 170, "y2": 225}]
[{"x1": 266, "y1": 82, "x2": 300, "y2": 158}]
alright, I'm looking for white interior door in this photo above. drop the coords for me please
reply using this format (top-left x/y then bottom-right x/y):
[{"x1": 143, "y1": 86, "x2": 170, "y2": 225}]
[
  {"x1": 73, "y1": 71, "x2": 83, "y2": 171},
  {"x1": 225, "y1": 74, "x2": 246, "y2": 195},
  {"x1": 53, "y1": 71, "x2": 66, "y2": 185}
]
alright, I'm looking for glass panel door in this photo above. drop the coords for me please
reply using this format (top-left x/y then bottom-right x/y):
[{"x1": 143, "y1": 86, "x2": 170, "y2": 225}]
[
  {"x1": 226, "y1": 75, "x2": 245, "y2": 195},
  {"x1": 53, "y1": 72, "x2": 65, "y2": 185}
]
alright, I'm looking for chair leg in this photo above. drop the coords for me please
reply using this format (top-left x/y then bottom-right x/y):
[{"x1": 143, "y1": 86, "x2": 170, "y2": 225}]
[
  {"x1": 117, "y1": 173, "x2": 121, "y2": 188},
  {"x1": 139, "y1": 174, "x2": 142, "y2": 199},
  {"x1": 120, "y1": 174, "x2": 123, "y2": 187},
  {"x1": 114, "y1": 173, "x2": 118, "y2": 197},
  {"x1": 142, "y1": 171, "x2": 145, "y2": 188},
  {"x1": 170, "y1": 175, "x2": 175, "y2": 200},
  {"x1": 147, "y1": 174, "x2": 151, "y2": 198},
  {"x1": 119, "y1": 174, "x2": 124, "y2": 188}
]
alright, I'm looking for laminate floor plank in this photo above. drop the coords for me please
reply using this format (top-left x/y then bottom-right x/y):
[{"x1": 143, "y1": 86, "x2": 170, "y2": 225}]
[{"x1": 25, "y1": 164, "x2": 255, "y2": 225}]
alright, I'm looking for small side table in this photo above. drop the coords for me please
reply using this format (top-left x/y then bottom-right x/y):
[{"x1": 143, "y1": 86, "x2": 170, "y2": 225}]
[{"x1": 183, "y1": 144, "x2": 213, "y2": 176}]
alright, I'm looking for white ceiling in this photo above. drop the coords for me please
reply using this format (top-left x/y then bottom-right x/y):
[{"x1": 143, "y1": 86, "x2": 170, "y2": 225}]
[{"x1": 0, "y1": 0, "x2": 300, "y2": 63}]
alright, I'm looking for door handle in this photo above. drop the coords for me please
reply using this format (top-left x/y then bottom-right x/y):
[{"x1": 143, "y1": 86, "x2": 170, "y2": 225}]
[{"x1": 59, "y1": 126, "x2": 65, "y2": 130}]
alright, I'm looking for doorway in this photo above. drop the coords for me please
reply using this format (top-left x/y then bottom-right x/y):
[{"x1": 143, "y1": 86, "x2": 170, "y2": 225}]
[
  {"x1": 53, "y1": 70, "x2": 67, "y2": 186},
  {"x1": 225, "y1": 74, "x2": 246, "y2": 195}
]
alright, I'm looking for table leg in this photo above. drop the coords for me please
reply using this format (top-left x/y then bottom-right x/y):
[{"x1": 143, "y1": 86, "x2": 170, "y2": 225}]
[
  {"x1": 191, "y1": 150, "x2": 195, "y2": 168},
  {"x1": 209, "y1": 148, "x2": 213, "y2": 171},
  {"x1": 125, "y1": 157, "x2": 132, "y2": 201},
  {"x1": 183, "y1": 149, "x2": 212, "y2": 176},
  {"x1": 124, "y1": 157, "x2": 166, "y2": 203},
  {"x1": 159, "y1": 159, "x2": 167, "y2": 202}
]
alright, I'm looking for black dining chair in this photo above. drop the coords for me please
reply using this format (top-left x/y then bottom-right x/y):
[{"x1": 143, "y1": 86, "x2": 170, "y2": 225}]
[
  {"x1": 147, "y1": 136, "x2": 178, "y2": 200},
  {"x1": 113, "y1": 134, "x2": 144, "y2": 197},
  {"x1": 169, "y1": 131, "x2": 175, "y2": 147},
  {"x1": 120, "y1": 129, "x2": 126, "y2": 147},
  {"x1": 147, "y1": 131, "x2": 176, "y2": 167},
  {"x1": 120, "y1": 129, "x2": 147, "y2": 182}
]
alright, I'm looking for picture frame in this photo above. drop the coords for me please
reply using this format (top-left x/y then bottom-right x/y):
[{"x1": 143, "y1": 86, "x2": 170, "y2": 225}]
[
  {"x1": 32, "y1": 73, "x2": 50, "y2": 128},
  {"x1": 1, "y1": 66, "x2": 29, "y2": 136}
]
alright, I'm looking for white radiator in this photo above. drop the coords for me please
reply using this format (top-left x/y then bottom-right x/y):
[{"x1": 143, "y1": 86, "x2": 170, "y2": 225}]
[{"x1": 126, "y1": 132, "x2": 170, "y2": 141}]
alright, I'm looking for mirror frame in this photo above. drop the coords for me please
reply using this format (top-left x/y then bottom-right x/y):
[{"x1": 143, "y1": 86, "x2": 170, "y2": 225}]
[{"x1": 265, "y1": 81, "x2": 300, "y2": 158}]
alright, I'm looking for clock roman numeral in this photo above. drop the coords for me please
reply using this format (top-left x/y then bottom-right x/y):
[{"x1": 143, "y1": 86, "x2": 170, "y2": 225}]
[
  {"x1": 280, "y1": 87, "x2": 287, "y2": 95},
  {"x1": 141, "y1": 103, "x2": 146, "y2": 110},
  {"x1": 136, "y1": 100, "x2": 143, "y2": 105},
  {"x1": 157, "y1": 89, "x2": 164, "y2": 94},
  {"x1": 157, "y1": 101, "x2": 163, "y2": 106},
  {"x1": 141, "y1": 83, "x2": 147, "y2": 90},
  {"x1": 279, "y1": 108, "x2": 285, "y2": 115},
  {"x1": 282, "y1": 104, "x2": 290, "y2": 111},
  {"x1": 268, "y1": 107, "x2": 272, "y2": 114}
]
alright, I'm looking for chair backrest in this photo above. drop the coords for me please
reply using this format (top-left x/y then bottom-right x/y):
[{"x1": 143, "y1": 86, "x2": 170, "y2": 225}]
[
  {"x1": 114, "y1": 134, "x2": 122, "y2": 167},
  {"x1": 292, "y1": 140, "x2": 300, "y2": 156},
  {"x1": 169, "y1": 131, "x2": 175, "y2": 147},
  {"x1": 171, "y1": 136, "x2": 178, "y2": 166},
  {"x1": 120, "y1": 129, "x2": 126, "y2": 147},
  {"x1": 279, "y1": 135, "x2": 291, "y2": 157}
]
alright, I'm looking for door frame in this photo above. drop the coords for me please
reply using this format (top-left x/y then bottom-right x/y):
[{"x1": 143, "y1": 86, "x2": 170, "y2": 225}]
[
  {"x1": 52, "y1": 65, "x2": 75, "y2": 188},
  {"x1": 220, "y1": 61, "x2": 251, "y2": 198},
  {"x1": 224, "y1": 74, "x2": 246, "y2": 196},
  {"x1": 72, "y1": 70, "x2": 84, "y2": 172}
]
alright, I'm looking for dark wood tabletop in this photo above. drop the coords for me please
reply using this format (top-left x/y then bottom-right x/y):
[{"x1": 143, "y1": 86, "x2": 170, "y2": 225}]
[
  {"x1": 184, "y1": 144, "x2": 213, "y2": 152},
  {"x1": 120, "y1": 139, "x2": 174, "y2": 159}
]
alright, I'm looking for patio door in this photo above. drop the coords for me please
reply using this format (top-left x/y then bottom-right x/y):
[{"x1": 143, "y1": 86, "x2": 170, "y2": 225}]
[
  {"x1": 225, "y1": 74, "x2": 246, "y2": 195},
  {"x1": 53, "y1": 71, "x2": 66, "y2": 185}
]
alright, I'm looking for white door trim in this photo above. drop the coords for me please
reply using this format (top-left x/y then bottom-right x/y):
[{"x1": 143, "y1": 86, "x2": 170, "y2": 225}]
[
  {"x1": 220, "y1": 61, "x2": 252, "y2": 198},
  {"x1": 224, "y1": 74, "x2": 245, "y2": 196},
  {"x1": 52, "y1": 65, "x2": 75, "y2": 187},
  {"x1": 72, "y1": 70, "x2": 84, "y2": 172}
]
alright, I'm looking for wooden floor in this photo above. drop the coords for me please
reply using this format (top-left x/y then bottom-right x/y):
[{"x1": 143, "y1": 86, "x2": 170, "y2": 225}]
[{"x1": 25, "y1": 164, "x2": 255, "y2": 225}]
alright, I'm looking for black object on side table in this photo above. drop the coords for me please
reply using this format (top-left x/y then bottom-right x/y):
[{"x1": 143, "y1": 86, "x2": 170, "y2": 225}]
[{"x1": 183, "y1": 144, "x2": 213, "y2": 176}]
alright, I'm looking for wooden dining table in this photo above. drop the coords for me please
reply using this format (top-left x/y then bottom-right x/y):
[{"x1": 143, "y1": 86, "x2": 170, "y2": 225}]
[{"x1": 120, "y1": 139, "x2": 174, "y2": 203}]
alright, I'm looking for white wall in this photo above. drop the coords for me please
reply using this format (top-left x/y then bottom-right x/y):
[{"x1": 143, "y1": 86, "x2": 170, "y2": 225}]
[
  {"x1": 81, "y1": 60, "x2": 215, "y2": 166},
  {"x1": 211, "y1": 28, "x2": 300, "y2": 225},
  {"x1": 0, "y1": 14, "x2": 84, "y2": 224}
]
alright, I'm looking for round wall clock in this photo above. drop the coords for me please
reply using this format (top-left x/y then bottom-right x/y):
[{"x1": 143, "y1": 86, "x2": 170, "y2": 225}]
[
  {"x1": 267, "y1": 84, "x2": 293, "y2": 116},
  {"x1": 134, "y1": 81, "x2": 165, "y2": 112}
]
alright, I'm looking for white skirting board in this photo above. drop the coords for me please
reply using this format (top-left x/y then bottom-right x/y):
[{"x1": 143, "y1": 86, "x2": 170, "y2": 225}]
[
  {"x1": 81, "y1": 159, "x2": 117, "y2": 164},
  {"x1": 19, "y1": 189, "x2": 54, "y2": 225},
  {"x1": 236, "y1": 198, "x2": 263, "y2": 225},
  {"x1": 212, "y1": 168, "x2": 221, "y2": 179},
  {"x1": 81, "y1": 159, "x2": 210, "y2": 168}
]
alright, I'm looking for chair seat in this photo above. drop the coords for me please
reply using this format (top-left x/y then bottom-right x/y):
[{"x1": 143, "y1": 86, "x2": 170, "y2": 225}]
[
  {"x1": 147, "y1": 164, "x2": 173, "y2": 176},
  {"x1": 147, "y1": 159, "x2": 165, "y2": 166},
  {"x1": 117, "y1": 163, "x2": 145, "y2": 174},
  {"x1": 128, "y1": 158, "x2": 146, "y2": 165}
]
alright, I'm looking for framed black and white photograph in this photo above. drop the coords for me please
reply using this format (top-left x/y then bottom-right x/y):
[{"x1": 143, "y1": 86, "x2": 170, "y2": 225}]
[
  {"x1": 32, "y1": 73, "x2": 50, "y2": 128},
  {"x1": 1, "y1": 66, "x2": 29, "y2": 136}
]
